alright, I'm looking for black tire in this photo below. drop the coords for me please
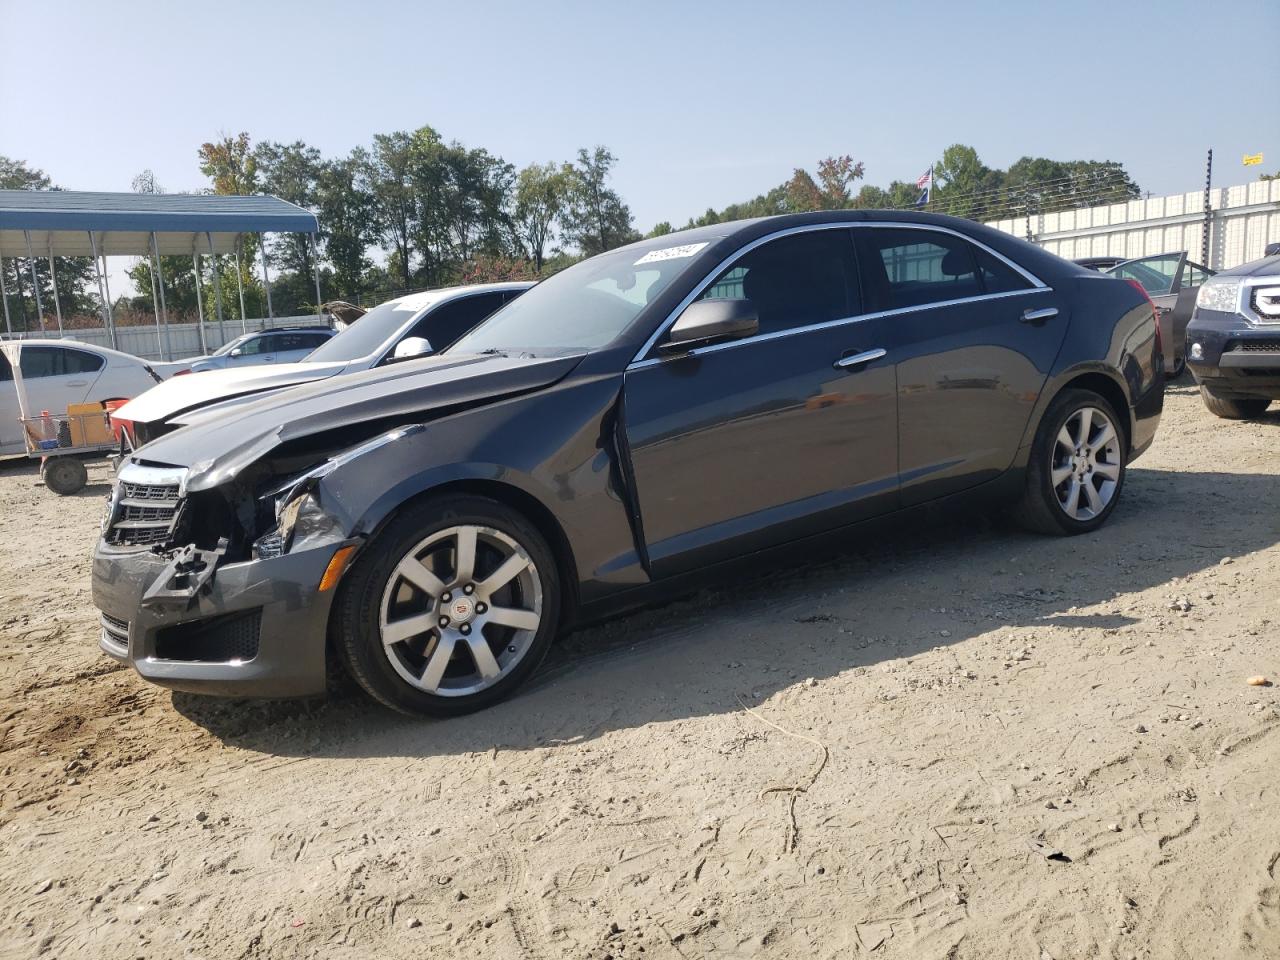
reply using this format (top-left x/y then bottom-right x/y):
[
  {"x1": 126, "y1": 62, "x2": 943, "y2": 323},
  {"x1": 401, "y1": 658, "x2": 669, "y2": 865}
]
[
  {"x1": 1199, "y1": 385, "x2": 1270, "y2": 420},
  {"x1": 1169, "y1": 355, "x2": 1186, "y2": 379},
  {"x1": 43, "y1": 457, "x2": 88, "y2": 495},
  {"x1": 332, "y1": 494, "x2": 561, "y2": 717},
  {"x1": 1010, "y1": 388, "x2": 1127, "y2": 536}
]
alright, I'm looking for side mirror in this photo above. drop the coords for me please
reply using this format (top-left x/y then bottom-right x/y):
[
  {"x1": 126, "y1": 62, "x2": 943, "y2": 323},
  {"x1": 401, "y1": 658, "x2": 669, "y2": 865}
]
[
  {"x1": 1266, "y1": 242, "x2": 1280, "y2": 257},
  {"x1": 658, "y1": 298, "x2": 759, "y2": 355},
  {"x1": 229, "y1": 348, "x2": 242, "y2": 358},
  {"x1": 391, "y1": 336, "x2": 433, "y2": 362}
]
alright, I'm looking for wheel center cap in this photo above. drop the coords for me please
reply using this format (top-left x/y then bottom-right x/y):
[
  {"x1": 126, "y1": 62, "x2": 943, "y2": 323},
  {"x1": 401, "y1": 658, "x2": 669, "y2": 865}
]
[{"x1": 449, "y1": 595, "x2": 476, "y2": 624}]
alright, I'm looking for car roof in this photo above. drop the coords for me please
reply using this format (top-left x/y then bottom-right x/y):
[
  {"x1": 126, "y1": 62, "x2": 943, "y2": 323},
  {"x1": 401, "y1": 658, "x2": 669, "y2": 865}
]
[
  {"x1": 245, "y1": 326, "x2": 334, "y2": 334},
  {"x1": 614, "y1": 209, "x2": 1085, "y2": 284},
  {"x1": 0, "y1": 338, "x2": 141, "y2": 362},
  {"x1": 383, "y1": 281, "x2": 536, "y2": 313}
]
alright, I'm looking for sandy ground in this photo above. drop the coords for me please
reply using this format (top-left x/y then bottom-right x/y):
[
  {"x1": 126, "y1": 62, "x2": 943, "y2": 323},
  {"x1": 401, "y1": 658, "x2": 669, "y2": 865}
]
[{"x1": 0, "y1": 378, "x2": 1278, "y2": 960}]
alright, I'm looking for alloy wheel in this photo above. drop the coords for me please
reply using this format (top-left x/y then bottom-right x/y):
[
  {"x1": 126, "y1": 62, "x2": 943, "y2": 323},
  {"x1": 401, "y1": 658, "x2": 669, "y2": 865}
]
[
  {"x1": 1050, "y1": 406, "x2": 1122, "y2": 522},
  {"x1": 378, "y1": 524, "x2": 543, "y2": 697}
]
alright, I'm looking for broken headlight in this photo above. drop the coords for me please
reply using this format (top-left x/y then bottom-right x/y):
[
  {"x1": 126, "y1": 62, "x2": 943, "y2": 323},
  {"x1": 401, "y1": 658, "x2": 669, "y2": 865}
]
[{"x1": 251, "y1": 427, "x2": 421, "y2": 560}]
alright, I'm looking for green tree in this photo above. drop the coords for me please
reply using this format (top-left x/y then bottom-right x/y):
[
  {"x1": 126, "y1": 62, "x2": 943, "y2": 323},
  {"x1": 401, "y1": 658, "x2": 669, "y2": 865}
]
[
  {"x1": 816, "y1": 154, "x2": 866, "y2": 207},
  {"x1": 0, "y1": 156, "x2": 96, "y2": 331},
  {"x1": 254, "y1": 140, "x2": 324, "y2": 279},
  {"x1": 513, "y1": 162, "x2": 572, "y2": 272},
  {"x1": 316, "y1": 150, "x2": 376, "y2": 298},
  {"x1": 365, "y1": 128, "x2": 439, "y2": 288},
  {"x1": 561, "y1": 147, "x2": 636, "y2": 256}
]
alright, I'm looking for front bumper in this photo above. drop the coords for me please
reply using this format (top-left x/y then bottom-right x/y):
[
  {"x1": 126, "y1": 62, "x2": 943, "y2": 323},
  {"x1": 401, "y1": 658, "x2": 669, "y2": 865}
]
[
  {"x1": 91, "y1": 540, "x2": 349, "y2": 698},
  {"x1": 1186, "y1": 309, "x2": 1280, "y2": 399}
]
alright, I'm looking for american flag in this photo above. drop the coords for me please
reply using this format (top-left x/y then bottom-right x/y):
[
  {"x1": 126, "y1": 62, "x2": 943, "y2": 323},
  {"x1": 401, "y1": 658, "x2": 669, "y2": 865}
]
[{"x1": 915, "y1": 166, "x2": 933, "y2": 208}]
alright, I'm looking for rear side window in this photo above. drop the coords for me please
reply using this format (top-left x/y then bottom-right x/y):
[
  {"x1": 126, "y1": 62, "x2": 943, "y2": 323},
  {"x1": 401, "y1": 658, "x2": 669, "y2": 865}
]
[
  {"x1": 860, "y1": 229, "x2": 982, "y2": 310},
  {"x1": 699, "y1": 229, "x2": 859, "y2": 336},
  {"x1": 0, "y1": 353, "x2": 11, "y2": 382},
  {"x1": 274, "y1": 331, "x2": 329, "y2": 352},
  {"x1": 19, "y1": 346, "x2": 105, "y2": 378},
  {"x1": 973, "y1": 247, "x2": 1032, "y2": 294},
  {"x1": 409, "y1": 293, "x2": 507, "y2": 349}
]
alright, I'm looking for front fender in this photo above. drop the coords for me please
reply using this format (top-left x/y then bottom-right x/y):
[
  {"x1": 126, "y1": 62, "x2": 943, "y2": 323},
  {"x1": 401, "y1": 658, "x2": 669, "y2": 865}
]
[{"x1": 306, "y1": 373, "x2": 647, "y2": 608}]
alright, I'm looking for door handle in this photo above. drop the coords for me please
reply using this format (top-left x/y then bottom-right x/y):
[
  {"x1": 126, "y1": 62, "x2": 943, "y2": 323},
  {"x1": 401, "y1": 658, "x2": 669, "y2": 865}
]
[
  {"x1": 834, "y1": 348, "x2": 887, "y2": 370},
  {"x1": 1021, "y1": 307, "x2": 1058, "y2": 325},
  {"x1": 66, "y1": 379, "x2": 89, "y2": 387}
]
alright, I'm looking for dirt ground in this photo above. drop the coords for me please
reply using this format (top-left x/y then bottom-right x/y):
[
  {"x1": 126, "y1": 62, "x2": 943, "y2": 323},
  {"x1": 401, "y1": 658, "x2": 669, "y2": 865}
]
[{"x1": 1, "y1": 378, "x2": 1277, "y2": 960}]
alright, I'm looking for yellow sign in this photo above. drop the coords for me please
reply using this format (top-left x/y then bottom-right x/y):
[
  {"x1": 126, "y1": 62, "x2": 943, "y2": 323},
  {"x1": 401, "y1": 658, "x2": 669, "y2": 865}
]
[{"x1": 1243, "y1": 153, "x2": 1264, "y2": 166}]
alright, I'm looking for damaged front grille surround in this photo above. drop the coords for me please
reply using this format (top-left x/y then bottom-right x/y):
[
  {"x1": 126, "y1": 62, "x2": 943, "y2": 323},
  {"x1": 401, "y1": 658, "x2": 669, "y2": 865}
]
[{"x1": 104, "y1": 464, "x2": 188, "y2": 549}]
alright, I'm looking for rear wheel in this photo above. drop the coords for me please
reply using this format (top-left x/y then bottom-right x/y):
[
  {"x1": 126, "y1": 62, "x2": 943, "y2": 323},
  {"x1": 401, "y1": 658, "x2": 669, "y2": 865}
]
[
  {"x1": 333, "y1": 495, "x2": 560, "y2": 717},
  {"x1": 1199, "y1": 385, "x2": 1270, "y2": 420},
  {"x1": 1011, "y1": 389, "x2": 1126, "y2": 536}
]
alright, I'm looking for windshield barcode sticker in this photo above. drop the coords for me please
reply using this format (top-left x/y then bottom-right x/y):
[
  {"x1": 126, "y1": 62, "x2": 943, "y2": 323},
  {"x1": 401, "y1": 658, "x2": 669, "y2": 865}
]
[{"x1": 633, "y1": 242, "x2": 708, "y2": 265}]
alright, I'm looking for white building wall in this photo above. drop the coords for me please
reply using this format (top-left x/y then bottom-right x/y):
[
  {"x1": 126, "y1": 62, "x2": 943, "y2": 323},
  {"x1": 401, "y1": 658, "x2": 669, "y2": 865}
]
[{"x1": 985, "y1": 179, "x2": 1280, "y2": 270}]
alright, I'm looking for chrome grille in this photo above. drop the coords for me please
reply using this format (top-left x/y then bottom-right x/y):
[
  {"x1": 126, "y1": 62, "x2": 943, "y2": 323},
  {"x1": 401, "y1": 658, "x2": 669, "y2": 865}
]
[
  {"x1": 105, "y1": 464, "x2": 186, "y2": 548},
  {"x1": 1231, "y1": 340, "x2": 1280, "y2": 353}
]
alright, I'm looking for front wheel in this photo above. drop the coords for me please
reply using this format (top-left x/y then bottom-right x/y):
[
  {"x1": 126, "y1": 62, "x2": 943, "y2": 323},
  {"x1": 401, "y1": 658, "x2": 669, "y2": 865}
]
[
  {"x1": 1199, "y1": 385, "x2": 1270, "y2": 420},
  {"x1": 333, "y1": 495, "x2": 560, "y2": 717},
  {"x1": 1010, "y1": 389, "x2": 1126, "y2": 536}
]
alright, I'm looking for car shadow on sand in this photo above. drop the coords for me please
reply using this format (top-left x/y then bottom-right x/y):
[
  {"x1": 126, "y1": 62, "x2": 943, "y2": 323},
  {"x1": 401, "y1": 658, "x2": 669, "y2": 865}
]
[{"x1": 172, "y1": 464, "x2": 1280, "y2": 759}]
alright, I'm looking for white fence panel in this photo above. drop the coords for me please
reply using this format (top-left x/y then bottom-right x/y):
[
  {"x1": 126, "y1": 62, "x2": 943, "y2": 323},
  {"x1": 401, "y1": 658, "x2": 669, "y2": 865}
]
[
  {"x1": 988, "y1": 179, "x2": 1280, "y2": 270},
  {"x1": 9, "y1": 316, "x2": 324, "y2": 361}
]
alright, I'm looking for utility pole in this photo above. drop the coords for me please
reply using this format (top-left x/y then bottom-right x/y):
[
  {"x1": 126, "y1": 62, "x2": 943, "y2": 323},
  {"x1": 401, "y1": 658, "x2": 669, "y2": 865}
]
[{"x1": 1201, "y1": 149, "x2": 1213, "y2": 268}]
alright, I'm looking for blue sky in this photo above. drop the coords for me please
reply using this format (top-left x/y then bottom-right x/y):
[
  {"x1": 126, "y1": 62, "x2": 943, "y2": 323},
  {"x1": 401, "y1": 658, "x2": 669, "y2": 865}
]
[{"x1": 3, "y1": 0, "x2": 1277, "y2": 244}]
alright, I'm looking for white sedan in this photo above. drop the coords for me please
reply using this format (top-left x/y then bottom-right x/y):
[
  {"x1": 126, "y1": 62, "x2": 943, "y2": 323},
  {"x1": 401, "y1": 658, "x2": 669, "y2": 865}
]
[{"x1": 0, "y1": 339, "x2": 180, "y2": 456}]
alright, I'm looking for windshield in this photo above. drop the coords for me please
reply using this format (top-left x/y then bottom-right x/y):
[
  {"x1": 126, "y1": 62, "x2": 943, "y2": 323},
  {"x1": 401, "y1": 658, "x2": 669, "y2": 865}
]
[
  {"x1": 212, "y1": 334, "x2": 252, "y2": 357},
  {"x1": 447, "y1": 244, "x2": 704, "y2": 355},
  {"x1": 304, "y1": 299, "x2": 427, "y2": 363}
]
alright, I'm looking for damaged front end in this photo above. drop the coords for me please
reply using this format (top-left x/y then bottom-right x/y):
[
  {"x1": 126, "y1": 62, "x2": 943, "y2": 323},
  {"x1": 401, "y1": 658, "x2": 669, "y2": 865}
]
[{"x1": 91, "y1": 427, "x2": 422, "y2": 698}]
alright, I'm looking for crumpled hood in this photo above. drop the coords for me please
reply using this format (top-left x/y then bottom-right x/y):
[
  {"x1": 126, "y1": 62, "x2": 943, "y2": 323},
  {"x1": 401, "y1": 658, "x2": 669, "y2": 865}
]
[
  {"x1": 131, "y1": 352, "x2": 587, "y2": 491},
  {"x1": 112, "y1": 360, "x2": 351, "y2": 425}
]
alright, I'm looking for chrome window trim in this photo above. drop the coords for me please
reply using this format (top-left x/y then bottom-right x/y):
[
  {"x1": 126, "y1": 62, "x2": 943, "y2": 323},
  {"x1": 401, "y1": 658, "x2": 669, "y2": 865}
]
[
  {"x1": 627, "y1": 288, "x2": 1045, "y2": 370},
  {"x1": 629, "y1": 220, "x2": 1050, "y2": 365}
]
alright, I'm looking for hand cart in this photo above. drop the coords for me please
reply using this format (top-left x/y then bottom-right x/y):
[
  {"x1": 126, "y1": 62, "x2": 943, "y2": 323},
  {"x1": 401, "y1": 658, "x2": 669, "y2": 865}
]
[{"x1": 1, "y1": 340, "x2": 119, "y2": 496}]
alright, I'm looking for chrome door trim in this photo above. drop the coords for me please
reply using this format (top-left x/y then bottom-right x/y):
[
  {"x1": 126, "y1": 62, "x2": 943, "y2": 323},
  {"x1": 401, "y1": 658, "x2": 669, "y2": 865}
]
[
  {"x1": 629, "y1": 220, "x2": 1052, "y2": 365},
  {"x1": 627, "y1": 288, "x2": 1047, "y2": 371},
  {"x1": 834, "y1": 348, "x2": 887, "y2": 369}
]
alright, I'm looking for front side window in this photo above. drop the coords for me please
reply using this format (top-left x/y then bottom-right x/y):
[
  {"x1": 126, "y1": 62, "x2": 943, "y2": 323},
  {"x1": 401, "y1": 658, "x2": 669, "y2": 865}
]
[
  {"x1": 19, "y1": 346, "x2": 104, "y2": 378},
  {"x1": 698, "y1": 229, "x2": 859, "y2": 336},
  {"x1": 863, "y1": 229, "x2": 983, "y2": 309},
  {"x1": 213, "y1": 334, "x2": 252, "y2": 357},
  {"x1": 236, "y1": 334, "x2": 272, "y2": 356}
]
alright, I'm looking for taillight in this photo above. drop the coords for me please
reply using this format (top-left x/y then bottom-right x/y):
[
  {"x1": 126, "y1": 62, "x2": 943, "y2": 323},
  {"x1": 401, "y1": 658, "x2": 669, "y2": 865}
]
[{"x1": 1124, "y1": 278, "x2": 1162, "y2": 355}]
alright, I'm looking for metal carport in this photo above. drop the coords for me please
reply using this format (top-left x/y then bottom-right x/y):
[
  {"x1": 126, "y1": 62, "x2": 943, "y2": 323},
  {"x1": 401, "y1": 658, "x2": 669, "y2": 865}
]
[{"x1": 0, "y1": 190, "x2": 321, "y2": 359}]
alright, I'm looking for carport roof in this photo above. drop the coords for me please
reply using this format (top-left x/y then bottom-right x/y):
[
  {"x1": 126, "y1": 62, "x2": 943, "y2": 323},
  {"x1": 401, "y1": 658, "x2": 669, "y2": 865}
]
[{"x1": 0, "y1": 189, "x2": 318, "y2": 257}]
